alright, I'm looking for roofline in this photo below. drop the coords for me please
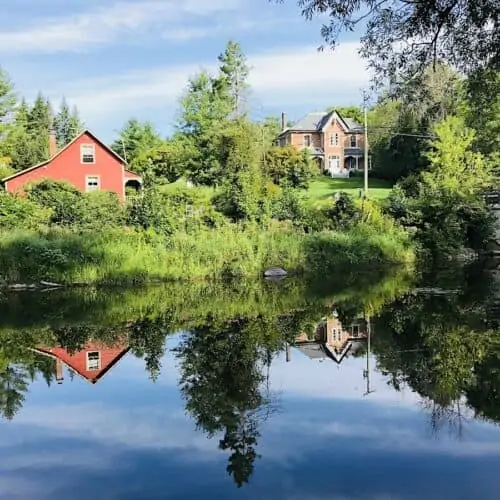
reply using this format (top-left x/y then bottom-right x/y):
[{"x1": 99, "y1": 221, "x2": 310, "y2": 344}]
[
  {"x1": 30, "y1": 346, "x2": 131, "y2": 384},
  {"x1": 321, "y1": 110, "x2": 351, "y2": 132},
  {"x1": 1, "y1": 129, "x2": 128, "y2": 184}
]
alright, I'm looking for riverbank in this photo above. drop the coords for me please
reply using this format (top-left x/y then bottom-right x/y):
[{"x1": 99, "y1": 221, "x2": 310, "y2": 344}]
[{"x1": 0, "y1": 223, "x2": 414, "y2": 285}]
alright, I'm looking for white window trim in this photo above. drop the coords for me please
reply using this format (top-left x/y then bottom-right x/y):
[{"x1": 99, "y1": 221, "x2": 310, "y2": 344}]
[
  {"x1": 85, "y1": 175, "x2": 101, "y2": 192},
  {"x1": 86, "y1": 351, "x2": 101, "y2": 371},
  {"x1": 303, "y1": 134, "x2": 311, "y2": 147},
  {"x1": 350, "y1": 135, "x2": 357, "y2": 147},
  {"x1": 80, "y1": 144, "x2": 96, "y2": 164}
]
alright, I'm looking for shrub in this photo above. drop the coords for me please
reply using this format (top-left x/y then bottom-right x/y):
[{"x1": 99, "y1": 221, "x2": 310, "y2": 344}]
[
  {"x1": 26, "y1": 179, "x2": 82, "y2": 226},
  {"x1": 0, "y1": 191, "x2": 51, "y2": 230}
]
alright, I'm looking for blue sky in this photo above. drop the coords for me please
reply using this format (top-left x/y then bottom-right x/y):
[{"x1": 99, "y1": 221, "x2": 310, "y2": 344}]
[{"x1": 0, "y1": 0, "x2": 370, "y2": 141}]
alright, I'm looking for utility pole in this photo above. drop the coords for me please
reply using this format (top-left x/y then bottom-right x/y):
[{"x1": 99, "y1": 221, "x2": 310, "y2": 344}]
[{"x1": 363, "y1": 94, "x2": 369, "y2": 196}]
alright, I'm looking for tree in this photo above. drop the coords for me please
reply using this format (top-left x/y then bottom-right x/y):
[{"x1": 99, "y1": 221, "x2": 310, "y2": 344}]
[
  {"x1": 176, "y1": 70, "x2": 232, "y2": 185},
  {"x1": 110, "y1": 118, "x2": 162, "y2": 172},
  {"x1": 327, "y1": 105, "x2": 363, "y2": 124},
  {"x1": 0, "y1": 66, "x2": 17, "y2": 136},
  {"x1": 465, "y1": 69, "x2": 500, "y2": 155},
  {"x1": 263, "y1": 145, "x2": 316, "y2": 188},
  {"x1": 54, "y1": 98, "x2": 84, "y2": 148},
  {"x1": 277, "y1": 1, "x2": 499, "y2": 85},
  {"x1": 6, "y1": 99, "x2": 44, "y2": 171},
  {"x1": 216, "y1": 41, "x2": 250, "y2": 118},
  {"x1": 368, "y1": 64, "x2": 463, "y2": 181}
]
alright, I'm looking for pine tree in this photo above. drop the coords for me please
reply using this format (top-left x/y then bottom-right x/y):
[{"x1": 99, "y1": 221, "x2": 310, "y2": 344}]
[
  {"x1": 54, "y1": 98, "x2": 84, "y2": 148},
  {"x1": 0, "y1": 66, "x2": 18, "y2": 162},
  {"x1": 216, "y1": 41, "x2": 250, "y2": 118}
]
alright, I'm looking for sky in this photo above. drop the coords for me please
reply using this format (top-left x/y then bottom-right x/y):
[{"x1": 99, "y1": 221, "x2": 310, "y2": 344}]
[{"x1": 0, "y1": 0, "x2": 371, "y2": 142}]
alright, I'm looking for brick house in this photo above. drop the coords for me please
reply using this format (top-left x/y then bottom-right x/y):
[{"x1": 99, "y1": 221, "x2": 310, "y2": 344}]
[
  {"x1": 276, "y1": 110, "x2": 366, "y2": 178},
  {"x1": 1, "y1": 129, "x2": 141, "y2": 199},
  {"x1": 291, "y1": 315, "x2": 367, "y2": 364}
]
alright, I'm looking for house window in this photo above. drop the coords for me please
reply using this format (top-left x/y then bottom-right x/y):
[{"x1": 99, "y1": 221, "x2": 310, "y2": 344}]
[
  {"x1": 329, "y1": 133, "x2": 339, "y2": 146},
  {"x1": 86, "y1": 175, "x2": 100, "y2": 192},
  {"x1": 303, "y1": 135, "x2": 311, "y2": 147},
  {"x1": 86, "y1": 352, "x2": 101, "y2": 371},
  {"x1": 350, "y1": 135, "x2": 357, "y2": 147},
  {"x1": 81, "y1": 144, "x2": 95, "y2": 163}
]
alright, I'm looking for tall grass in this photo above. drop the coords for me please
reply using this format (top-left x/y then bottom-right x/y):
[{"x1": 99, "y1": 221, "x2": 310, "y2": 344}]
[{"x1": 0, "y1": 223, "x2": 414, "y2": 285}]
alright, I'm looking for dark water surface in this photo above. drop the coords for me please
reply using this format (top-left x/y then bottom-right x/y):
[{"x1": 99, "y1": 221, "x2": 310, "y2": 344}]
[{"x1": 2, "y1": 263, "x2": 500, "y2": 499}]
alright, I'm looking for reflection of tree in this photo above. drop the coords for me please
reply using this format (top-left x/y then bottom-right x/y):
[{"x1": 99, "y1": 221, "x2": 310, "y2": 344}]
[
  {"x1": 373, "y1": 262, "x2": 500, "y2": 432},
  {"x1": 0, "y1": 355, "x2": 56, "y2": 420},
  {"x1": 176, "y1": 317, "x2": 275, "y2": 487},
  {"x1": 0, "y1": 366, "x2": 28, "y2": 420},
  {"x1": 129, "y1": 315, "x2": 173, "y2": 381}
]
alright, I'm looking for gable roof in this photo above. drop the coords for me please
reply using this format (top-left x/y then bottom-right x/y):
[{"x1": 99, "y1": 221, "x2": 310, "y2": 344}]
[
  {"x1": 278, "y1": 110, "x2": 362, "y2": 136},
  {"x1": 32, "y1": 344, "x2": 130, "y2": 384},
  {"x1": 1, "y1": 129, "x2": 128, "y2": 184}
]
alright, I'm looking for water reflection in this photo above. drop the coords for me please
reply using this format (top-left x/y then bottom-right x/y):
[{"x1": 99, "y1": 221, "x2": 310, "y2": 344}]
[{"x1": 1, "y1": 263, "x2": 500, "y2": 497}]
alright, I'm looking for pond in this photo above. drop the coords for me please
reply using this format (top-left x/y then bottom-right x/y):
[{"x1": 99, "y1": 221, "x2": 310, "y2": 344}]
[{"x1": 1, "y1": 262, "x2": 500, "y2": 499}]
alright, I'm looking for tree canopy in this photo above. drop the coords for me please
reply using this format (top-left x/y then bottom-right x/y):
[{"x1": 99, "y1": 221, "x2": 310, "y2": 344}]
[{"x1": 277, "y1": 0, "x2": 499, "y2": 85}]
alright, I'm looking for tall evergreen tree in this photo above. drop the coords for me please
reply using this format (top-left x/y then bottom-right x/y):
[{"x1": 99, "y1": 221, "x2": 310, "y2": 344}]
[
  {"x1": 54, "y1": 98, "x2": 84, "y2": 148},
  {"x1": 0, "y1": 66, "x2": 17, "y2": 133},
  {"x1": 216, "y1": 41, "x2": 250, "y2": 118}
]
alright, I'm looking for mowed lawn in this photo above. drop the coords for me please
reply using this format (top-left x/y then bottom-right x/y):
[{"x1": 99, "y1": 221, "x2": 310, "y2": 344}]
[{"x1": 307, "y1": 176, "x2": 393, "y2": 204}]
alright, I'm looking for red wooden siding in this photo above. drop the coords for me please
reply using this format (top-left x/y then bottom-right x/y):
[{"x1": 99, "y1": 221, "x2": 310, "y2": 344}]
[{"x1": 4, "y1": 132, "x2": 128, "y2": 199}]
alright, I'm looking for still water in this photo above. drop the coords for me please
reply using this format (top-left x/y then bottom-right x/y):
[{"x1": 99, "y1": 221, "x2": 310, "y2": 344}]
[{"x1": 2, "y1": 263, "x2": 500, "y2": 499}]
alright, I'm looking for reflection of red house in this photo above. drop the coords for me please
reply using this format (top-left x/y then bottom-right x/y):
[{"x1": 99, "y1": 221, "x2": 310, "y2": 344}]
[{"x1": 33, "y1": 341, "x2": 129, "y2": 384}]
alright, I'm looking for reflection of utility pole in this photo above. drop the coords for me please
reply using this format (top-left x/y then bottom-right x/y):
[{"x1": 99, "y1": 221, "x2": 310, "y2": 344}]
[
  {"x1": 286, "y1": 342, "x2": 291, "y2": 362},
  {"x1": 363, "y1": 315, "x2": 375, "y2": 396}
]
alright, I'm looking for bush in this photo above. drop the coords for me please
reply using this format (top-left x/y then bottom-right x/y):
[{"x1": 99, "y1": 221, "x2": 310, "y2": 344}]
[
  {"x1": 326, "y1": 192, "x2": 361, "y2": 229},
  {"x1": 0, "y1": 191, "x2": 51, "y2": 230},
  {"x1": 27, "y1": 179, "x2": 83, "y2": 226}
]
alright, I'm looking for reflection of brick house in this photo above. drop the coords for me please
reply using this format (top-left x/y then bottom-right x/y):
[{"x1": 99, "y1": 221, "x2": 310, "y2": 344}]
[
  {"x1": 292, "y1": 316, "x2": 367, "y2": 364},
  {"x1": 32, "y1": 339, "x2": 129, "y2": 384},
  {"x1": 276, "y1": 110, "x2": 367, "y2": 178}
]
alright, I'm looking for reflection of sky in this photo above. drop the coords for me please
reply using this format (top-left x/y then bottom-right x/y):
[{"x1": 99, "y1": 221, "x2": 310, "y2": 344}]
[{"x1": 2, "y1": 334, "x2": 500, "y2": 500}]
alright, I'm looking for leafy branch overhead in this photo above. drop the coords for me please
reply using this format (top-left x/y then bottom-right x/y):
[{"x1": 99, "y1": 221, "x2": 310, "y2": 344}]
[{"x1": 275, "y1": 0, "x2": 499, "y2": 84}]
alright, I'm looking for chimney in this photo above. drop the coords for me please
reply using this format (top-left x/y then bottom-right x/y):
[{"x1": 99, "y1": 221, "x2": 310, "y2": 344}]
[
  {"x1": 281, "y1": 112, "x2": 286, "y2": 131},
  {"x1": 49, "y1": 127, "x2": 57, "y2": 158},
  {"x1": 56, "y1": 358, "x2": 64, "y2": 384}
]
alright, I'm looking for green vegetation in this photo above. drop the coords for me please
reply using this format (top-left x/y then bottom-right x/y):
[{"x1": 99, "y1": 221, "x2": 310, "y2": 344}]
[{"x1": 1, "y1": 36, "x2": 498, "y2": 281}]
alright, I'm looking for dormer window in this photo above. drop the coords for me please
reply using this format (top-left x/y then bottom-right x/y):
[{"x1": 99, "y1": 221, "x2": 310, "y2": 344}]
[{"x1": 81, "y1": 144, "x2": 95, "y2": 163}]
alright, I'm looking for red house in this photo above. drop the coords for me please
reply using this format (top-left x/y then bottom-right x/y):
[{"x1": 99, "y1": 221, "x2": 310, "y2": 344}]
[
  {"x1": 1, "y1": 130, "x2": 141, "y2": 199},
  {"x1": 32, "y1": 340, "x2": 130, "y2": 384}
]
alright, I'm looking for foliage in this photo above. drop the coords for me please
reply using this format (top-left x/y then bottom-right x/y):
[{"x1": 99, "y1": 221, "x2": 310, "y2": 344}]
[
  {"x1": 465, "y1": 68, "x2": 500, "y2": 155},
  {"x1": 216, "y1": 40, "x2": 250, "y2": 118},
  {"x1": 26, "y1": 179, "x2": 124, "y2": 229},
  {"x1": 0, "y1": 191, "x2": 51, "y2": 230},
  {"x1": 280, "y1": 0, "x2": 499, "y2": 86},
  {"x1": 386, "y1": 116, "x2": 495, "y2": 257},
  {"x1": 263, "y1": 145, "x2": 316, "y2": 188},
  {"x1": 110, "y1": 118, "x2": 163, "y2": 173},
  {"x1": 0, "y1": 66, "x2": 17, "y2": 137},
  {"x1": 53, "y1": 97, "x2": 84, "y2": 148},
  {"x1": 327, "y1": 105, "x2": 363, "y2": 124}
]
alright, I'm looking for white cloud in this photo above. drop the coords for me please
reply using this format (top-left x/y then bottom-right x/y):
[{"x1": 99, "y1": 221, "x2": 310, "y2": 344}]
[
  {"x1": 0, "y1": 0, "x2": 242, "y2": 53},
  {"x1": 47, "y1": 42, "x2": 369, "y2": 125},
  {"x1": 162, "y1": 18, "x2": 300, "y2": 42}
]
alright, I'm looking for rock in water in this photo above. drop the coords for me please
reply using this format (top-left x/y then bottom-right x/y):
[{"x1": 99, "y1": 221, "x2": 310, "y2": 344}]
[{"x1": 264, "y1": 267, "x2": 287, "y2": 277}]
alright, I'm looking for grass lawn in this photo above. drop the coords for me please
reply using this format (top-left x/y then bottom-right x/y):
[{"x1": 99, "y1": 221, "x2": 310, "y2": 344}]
[{"x1": 307, "y1": 176, "x2": 393, "y2": 204}]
